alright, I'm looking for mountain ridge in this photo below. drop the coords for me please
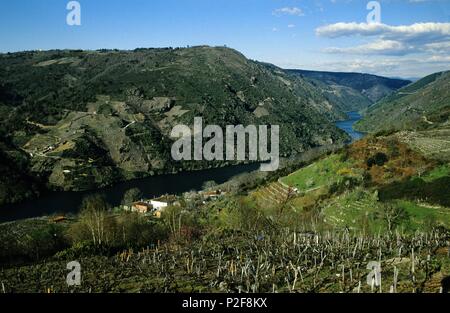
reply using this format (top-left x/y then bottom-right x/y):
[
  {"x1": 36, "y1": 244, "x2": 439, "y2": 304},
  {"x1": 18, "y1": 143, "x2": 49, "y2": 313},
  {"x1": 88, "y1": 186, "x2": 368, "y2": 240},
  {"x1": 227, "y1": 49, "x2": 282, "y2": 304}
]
[
  {"x1": 355, "y1": 70, "x2": 450, "y2": 133},
  {"x1": 0, "y1": 46, "x2": 349, "y2": 205},
  {"x1": 286, "y1": 69, "x2": 411, "y2": 108}
]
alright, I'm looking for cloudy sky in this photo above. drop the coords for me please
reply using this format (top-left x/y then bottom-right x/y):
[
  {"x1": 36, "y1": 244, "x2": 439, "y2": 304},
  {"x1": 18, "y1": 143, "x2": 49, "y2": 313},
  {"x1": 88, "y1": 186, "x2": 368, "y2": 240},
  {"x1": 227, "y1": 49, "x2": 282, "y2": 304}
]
[{"x1": 0, "y1": 0, "x2": 449, "y2": 78}]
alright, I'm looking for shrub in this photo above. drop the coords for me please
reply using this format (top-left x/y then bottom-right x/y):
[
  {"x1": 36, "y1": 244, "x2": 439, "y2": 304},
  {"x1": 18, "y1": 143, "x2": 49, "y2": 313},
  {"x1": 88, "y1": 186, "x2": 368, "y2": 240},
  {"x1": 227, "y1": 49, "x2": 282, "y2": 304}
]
[
  {"x1": 367, "y1": 152, "x2": 389, "y2": 168},
  {"x1": 337, "y1": 168, "x2": 352, "y2": 176},
  {"x1": 116, "y1": 212, "x2": 168, "y2": 248},
  {"x1": 122, "y1": 188, "x2": 143, "y2": 205},
  {"x1": 54, "y1": 241, "x2": 109, "y2": 259},
  {"x1": 1, "y1": 222, "x2": 68, "y2": 263}
]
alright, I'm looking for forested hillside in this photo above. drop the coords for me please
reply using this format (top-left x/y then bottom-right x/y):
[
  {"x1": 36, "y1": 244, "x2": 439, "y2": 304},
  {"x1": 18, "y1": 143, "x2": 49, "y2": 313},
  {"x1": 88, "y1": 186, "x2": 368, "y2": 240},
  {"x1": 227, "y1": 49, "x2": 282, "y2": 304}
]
[{"x1": 0, "y1": 46, "x2": 349, "y2": 204}]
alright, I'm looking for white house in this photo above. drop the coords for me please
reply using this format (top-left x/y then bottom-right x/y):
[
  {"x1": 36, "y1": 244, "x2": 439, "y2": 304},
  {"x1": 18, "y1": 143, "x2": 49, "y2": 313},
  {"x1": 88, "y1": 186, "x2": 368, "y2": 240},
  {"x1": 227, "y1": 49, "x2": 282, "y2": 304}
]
[{"x1": 150, "y1": 200, "x2": 168, "y2": 211}]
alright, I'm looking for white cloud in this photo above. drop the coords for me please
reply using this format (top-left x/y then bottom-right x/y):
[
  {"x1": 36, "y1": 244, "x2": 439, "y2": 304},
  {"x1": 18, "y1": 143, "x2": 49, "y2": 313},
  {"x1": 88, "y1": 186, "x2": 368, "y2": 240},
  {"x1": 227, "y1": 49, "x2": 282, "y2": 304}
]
[
  {"x1": 317, "y1": 22, "x2": 450, "y2": 58},
  {"x1": 316, "y1": 22, "x2": 450, "y2": 43},
  {"x1": 280, "y1": 56, "x2": 450, "y2": 78},
  {"x1": 427, "y1": 55, "x2": 450, "y2": 62},
  {"x1": 324, "y1": 40, "x2": 415, "y2": 56},
  {"x1": 293, "y1": 6, "x2": 450, "y2": 77},
  {"x1": 324, "y1": 39, "x2": 450, "y2": 56},
  {"x1": 288, "y1": 24, "x2": 296, "y2": 28},
  {"x1": 273, "y1": 7, "x2": 305, "y2": 17},
  {"x1": 424, "y1": 41, "x2": 450, "y2": 53}
]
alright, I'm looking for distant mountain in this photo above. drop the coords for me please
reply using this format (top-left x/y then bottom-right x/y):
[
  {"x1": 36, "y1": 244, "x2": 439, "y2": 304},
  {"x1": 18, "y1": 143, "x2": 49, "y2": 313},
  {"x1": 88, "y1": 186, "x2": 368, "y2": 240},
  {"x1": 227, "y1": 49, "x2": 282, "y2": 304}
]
[
  {"x1": 355, "y1": 71, "x2": 450, "y2": 133},
  {"x1": 390, "y1": 76, "x2": 421, "y2": 83},
  {"x1": 0, "y1": 46, "x2": 348, "y2": 203},
  {"x1": 297, "y1": 76, "x2": 373, "y2": 114},
  {"x1": 286, "y1": 69, "x2": 411, "y2": 108}
]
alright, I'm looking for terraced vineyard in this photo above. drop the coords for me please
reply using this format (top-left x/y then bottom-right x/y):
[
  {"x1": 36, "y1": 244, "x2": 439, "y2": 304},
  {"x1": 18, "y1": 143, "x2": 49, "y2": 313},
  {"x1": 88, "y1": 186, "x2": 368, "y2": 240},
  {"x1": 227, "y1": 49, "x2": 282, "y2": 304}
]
[
  {"x1": 397, "y1": 200, "x2": 450, "y2": 230},
  {"x1": 322, "y1": 190, "x2": 382, "y2": 230},
  {"x1": 1, "y1": 130, "x2": 450, "y2": 293},
  {"x1": 252, "y1": 181, "x2": 295, "y2": 208},
  {"x1": 395, "y1": 128, "x2": 450, "y2": 161}
]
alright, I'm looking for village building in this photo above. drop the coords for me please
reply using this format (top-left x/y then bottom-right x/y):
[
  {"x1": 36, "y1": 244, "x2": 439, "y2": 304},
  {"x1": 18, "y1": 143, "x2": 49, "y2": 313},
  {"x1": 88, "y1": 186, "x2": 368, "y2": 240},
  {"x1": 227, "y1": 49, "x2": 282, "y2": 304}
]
[
  {"x1": 153, "y1": 195, "x2": 178, "y2": 207},
  {"x1": 131, "y1": 201, "x2": 153, "y2": 214},
  {"x1": 149, "y1": 199, "x2": 168, "y2": 211},
  {"x1": 201, "y1": 189, "x2": 227, "y2": 201},
  {"x1": 129, "y1": 195, "x2": 179, "y2": 217},
  {"x1": 50, "y1": 215, "x2": 66, "y2": 223}
]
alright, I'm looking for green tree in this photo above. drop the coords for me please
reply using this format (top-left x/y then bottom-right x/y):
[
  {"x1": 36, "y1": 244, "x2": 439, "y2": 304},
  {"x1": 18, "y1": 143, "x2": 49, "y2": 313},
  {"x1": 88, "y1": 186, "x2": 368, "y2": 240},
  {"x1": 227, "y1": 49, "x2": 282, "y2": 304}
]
[
  {"x1": 367, "y1": 152, "x2": 389, "y2": 168},
  {"x1": 202, "y1": 180, "x2": 218, "y2": 190},
  {"x1": 122, "y1": 188, "x2": 143, "y2": 205}
]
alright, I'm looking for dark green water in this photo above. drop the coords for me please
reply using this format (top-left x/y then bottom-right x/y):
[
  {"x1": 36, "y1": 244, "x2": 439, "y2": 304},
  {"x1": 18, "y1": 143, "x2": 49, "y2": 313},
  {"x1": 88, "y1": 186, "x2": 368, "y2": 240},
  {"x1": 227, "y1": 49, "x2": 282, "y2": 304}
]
[{"x1": 0, "y1": 163, "x2": 259, "y2": 222}]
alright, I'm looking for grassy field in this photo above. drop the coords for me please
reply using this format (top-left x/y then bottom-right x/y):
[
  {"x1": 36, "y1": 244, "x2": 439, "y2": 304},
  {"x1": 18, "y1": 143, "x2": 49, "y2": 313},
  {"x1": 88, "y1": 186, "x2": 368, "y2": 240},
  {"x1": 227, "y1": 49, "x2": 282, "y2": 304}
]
[
  {"x1": 322, "y1": 190, "x2": 450, "y2": 233},
  {"x1": 322, "y1": 188, "x2": 383, "y2": 232},
  {"x1": 421, "y1": 163, "x2": 450, "y2": 182},
  {"x1": 280, "y1": 154, "x2": 357, "y2": 192},
  {"x1": 397, "y1": 200, "x2": 450, "y2": 230}
]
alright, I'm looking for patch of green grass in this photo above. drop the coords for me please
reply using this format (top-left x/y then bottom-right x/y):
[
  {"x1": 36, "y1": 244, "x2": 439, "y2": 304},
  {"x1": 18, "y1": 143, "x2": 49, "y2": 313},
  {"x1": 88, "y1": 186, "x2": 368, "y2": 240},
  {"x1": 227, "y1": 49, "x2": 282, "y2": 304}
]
[
  {"x1": 321, "y1": 190, "x2": 450, "y2": 233},
  {"x1": 280, "y1": 154, "x2": 354, "y2": 191},
  {"x1": 379, "y1": 173, "x2": 450, "y2": 207},
  {"x1": 322, "y1": 188, "x2": 384, "y2": 232},
  {"x1": 422, "y1": 163, "x2": 450, "y2": 182},
  {"x1": 397, "y1": 200, "x2": 450, "y2": 230}
]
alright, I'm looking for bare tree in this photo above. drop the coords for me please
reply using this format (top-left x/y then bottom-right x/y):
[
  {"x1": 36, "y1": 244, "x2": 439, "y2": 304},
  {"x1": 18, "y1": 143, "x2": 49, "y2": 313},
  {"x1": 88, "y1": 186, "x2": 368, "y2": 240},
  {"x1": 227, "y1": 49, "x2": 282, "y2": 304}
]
[
  {"x1": 78, "y1": 194, "x2": 112, "y2": 246},
  {"x1": 378, "y1": 202, "x2": 409, "y2": 233}
]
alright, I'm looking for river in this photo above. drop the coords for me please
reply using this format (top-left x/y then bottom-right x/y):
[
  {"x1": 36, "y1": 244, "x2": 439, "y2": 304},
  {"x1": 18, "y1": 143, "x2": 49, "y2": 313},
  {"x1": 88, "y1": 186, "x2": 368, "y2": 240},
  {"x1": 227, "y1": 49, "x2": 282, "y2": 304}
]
[
  {"x1": 335, "y1": 111, "x2": 365, "y2": 141},
  {"x1": 1, "y1": 113, "x2": 364, "y2": 222},
  {"x1": 0, "y1": 163, "x2": 260, "y2": 222}
]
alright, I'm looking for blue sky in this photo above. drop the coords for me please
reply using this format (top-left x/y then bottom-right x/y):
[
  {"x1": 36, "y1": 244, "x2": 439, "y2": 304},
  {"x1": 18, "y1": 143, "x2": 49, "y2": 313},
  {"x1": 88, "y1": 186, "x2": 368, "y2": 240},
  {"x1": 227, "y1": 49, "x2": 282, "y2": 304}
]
[{"x1": 0, "y1": 0, "x2": 449, "y2": 78}]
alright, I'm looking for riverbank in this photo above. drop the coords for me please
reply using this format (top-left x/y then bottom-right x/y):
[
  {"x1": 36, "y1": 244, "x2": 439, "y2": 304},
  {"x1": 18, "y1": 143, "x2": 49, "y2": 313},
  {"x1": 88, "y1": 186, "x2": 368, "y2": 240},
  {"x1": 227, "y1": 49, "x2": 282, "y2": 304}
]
[
  {"x1": 0, "y1": 162, "x2": 260, "y2": 223},
  {"x1": 0, "y1": 111, "x2": 363, "y2": 223}
]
